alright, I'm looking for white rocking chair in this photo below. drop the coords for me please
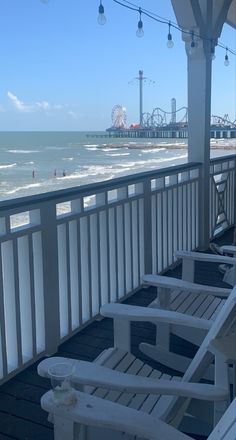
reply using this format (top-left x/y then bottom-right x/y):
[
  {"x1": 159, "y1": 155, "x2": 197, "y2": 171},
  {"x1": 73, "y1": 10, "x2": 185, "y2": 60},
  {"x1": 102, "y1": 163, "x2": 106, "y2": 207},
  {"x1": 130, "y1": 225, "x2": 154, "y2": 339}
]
[
  {"x1": 141, "y1": 250, "x2": 236, "y2": 374},
  {"x1": 40, "y1": 394, "x2": 236, "y2": 440},
  {"x1": 38, "y1": 285, "x2": 236, "y2": 440}
]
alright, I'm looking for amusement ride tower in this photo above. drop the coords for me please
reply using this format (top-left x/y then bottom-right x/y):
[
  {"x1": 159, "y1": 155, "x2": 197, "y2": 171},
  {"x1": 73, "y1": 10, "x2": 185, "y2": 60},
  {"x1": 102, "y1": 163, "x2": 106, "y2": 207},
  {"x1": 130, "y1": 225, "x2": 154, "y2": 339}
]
[{"x1": 137, "y1": 70, "x2": 145, "y2": 127}]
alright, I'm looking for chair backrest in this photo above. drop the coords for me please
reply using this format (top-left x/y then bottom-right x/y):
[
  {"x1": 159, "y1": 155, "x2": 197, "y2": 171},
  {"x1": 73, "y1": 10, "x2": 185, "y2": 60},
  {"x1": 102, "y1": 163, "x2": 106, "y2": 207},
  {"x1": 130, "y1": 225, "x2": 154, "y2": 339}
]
[
  {"x1": 208, "y1": 398, "x2": 236, "y2": 440},
  {"x1": 166, "y1": 285, "x2": 236, "y2": 425}
]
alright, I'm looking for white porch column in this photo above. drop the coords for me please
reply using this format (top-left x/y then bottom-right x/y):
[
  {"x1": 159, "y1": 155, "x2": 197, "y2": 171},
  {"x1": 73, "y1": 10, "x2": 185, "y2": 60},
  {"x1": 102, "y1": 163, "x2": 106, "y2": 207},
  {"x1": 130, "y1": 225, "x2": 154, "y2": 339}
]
[
  {"x1": 186, "y1": 39, "x2": 212, "y2": 249},
  {"x1": 171, "y1": 0, "x2": 234, "y2": 250}
]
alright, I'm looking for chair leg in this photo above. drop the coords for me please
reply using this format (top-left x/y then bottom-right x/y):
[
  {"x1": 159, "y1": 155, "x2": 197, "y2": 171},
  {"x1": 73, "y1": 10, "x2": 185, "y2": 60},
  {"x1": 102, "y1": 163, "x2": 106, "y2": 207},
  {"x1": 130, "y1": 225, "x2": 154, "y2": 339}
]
[
  {"x1": 156, "y1": 322, "x2": 171, "y2": 349},
  {"x1": 54, "y1": 416, "x2": 79, "y2": 440}
]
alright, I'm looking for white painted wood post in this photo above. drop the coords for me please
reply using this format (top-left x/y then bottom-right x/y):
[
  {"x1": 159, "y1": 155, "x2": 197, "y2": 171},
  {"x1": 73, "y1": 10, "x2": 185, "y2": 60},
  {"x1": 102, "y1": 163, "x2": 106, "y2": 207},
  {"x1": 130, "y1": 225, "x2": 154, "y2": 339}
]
[
  {"x1": 234, "y1": 157, "x2": 236, "y2": 226},
  {"x1": 172, "y1": 0, "x2": 233, "y2": 250},
  {"x1": 113, "y1": 318, "x2": 131, "y2": 352},
  {"x1": 186, "y1": 40, "x2": 212, "y2": 250},
  {"x1": 40, "y1": 201, "x2": 60, "y2": 355},
  {"x1": 143, "y1": 178, "x2": 152, "y2": 274}
]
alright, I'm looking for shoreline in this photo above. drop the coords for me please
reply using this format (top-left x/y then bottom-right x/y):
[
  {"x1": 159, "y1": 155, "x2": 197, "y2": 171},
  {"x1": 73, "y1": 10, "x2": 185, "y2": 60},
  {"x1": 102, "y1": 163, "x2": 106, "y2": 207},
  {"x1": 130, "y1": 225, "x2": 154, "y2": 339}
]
[{"x1": 97, "y1": 142, "x2": 236, "y2": 150}]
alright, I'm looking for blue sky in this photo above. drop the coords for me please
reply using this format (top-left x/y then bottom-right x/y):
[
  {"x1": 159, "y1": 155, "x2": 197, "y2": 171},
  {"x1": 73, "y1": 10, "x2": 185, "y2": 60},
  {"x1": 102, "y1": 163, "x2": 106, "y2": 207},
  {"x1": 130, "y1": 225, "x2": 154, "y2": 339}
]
[{"x1": 0, "y1": 0, "x2": 235, "y2": 131}]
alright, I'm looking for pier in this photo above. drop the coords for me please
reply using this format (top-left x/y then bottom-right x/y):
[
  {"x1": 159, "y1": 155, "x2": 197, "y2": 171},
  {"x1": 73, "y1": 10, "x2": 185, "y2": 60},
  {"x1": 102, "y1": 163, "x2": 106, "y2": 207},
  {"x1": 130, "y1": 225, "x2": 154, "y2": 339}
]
[
  {"x1": 97, "y1": 126, "x2": 236, "y2": 139},
  {"x1": 87, "y1": 126, "x2": 236, "y2": 140}
]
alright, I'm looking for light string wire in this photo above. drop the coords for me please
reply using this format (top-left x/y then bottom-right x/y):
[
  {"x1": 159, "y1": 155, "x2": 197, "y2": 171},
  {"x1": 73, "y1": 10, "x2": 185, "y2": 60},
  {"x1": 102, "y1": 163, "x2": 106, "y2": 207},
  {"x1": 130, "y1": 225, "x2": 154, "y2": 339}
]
[{"x1": 111, "y1": 0, "x2": 236, "y2": 56}]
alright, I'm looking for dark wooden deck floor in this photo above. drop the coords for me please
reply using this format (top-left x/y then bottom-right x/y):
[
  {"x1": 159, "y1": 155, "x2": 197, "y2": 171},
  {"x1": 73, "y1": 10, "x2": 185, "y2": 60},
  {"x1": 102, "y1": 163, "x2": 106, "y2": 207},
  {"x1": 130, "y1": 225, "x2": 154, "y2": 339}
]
[{"x1": 0, "y1": 228, "x2": 234, "y2": 440}]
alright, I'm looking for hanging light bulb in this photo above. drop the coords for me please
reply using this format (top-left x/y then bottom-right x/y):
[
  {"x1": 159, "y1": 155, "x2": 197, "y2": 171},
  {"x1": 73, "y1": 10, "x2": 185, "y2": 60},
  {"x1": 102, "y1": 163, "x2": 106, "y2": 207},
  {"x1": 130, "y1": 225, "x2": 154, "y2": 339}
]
[
  {"x1": 136, "y1": 8, "x2": 144, "y2": 38},
  {"x1": 210, "y1": 41, "x2": 216, "y2": 60},
  {"x1": 167, "y1": 22, "x2": 174, "y2": 48},
  {"x1": 211, "y1": 50, "x2": 216, "y2": 60},
  {"x1": 224, "y1": 48, "x2": 229, "y2": 66},
  {"x1": 188, "y1": 31, "x2": 196, "y2": 55},
  {"x1": 211, "y1": 43, "x2": 216, "y2": 60},
  {"x1": 98, "y1": 1, "x2": 106, "y2": 25}
]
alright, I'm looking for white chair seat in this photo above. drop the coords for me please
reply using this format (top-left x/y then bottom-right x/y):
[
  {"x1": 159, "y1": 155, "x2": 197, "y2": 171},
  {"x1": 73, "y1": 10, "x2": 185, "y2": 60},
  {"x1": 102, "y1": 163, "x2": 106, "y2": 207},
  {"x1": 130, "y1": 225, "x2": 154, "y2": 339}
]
[{"x1": 88, "y1": 348, "x2": 179, "y2": 419}]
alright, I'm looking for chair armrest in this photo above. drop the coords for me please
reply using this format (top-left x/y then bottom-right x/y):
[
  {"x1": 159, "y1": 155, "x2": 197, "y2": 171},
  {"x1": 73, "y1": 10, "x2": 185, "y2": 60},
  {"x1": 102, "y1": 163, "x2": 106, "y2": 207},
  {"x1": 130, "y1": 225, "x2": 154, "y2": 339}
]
[
  {"x1": 221, "y1": 245, "x2": 236, "y2": 256},
  {"x1": 142, "y1": 274, "x2": 231, "y2": 298},
  {"x1": 41, "y1": 389, "x2": 191, "y2": 440},
  {"x1": 175, "y1": 250, "x2": 236, "y2": 265},
  {"x1": 38, "y1": 357, "x2": 227, "y2": 401},
  {"x1": 100, "y1": 303, "x2": 211, "y2": 330}
]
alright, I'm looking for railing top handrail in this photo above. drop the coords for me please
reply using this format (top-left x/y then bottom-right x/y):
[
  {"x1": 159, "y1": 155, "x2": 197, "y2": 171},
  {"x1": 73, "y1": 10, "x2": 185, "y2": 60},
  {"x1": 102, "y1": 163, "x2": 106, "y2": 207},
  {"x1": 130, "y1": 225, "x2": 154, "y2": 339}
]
[
  {"x1": 0, "y1": 161, "x2": 201, "y2": 212},
  {"x1": 210, "y1": 153, "x2": 236, "y2": 164}
]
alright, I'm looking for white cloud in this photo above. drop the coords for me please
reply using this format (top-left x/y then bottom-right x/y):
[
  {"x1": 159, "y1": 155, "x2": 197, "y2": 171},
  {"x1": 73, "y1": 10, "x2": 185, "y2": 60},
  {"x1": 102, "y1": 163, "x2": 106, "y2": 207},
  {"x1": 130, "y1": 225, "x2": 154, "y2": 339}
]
[
  {"x1": 7, "y1": 91, "x2": 77, "y2": 119},
  {"x1": 36, "y1": 100, "x2": 50, "y2": 110},
  {"x1": 7, "y1": 91, "x2": 34, "y2": 112}
]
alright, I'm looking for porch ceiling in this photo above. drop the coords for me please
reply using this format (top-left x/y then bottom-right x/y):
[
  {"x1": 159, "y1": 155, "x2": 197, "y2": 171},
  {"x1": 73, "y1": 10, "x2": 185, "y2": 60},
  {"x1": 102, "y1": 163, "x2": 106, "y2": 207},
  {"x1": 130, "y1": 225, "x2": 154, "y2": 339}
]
[
  {"x1": 227, "y1": 0, "x2": 236, "y2": 28},
  {"x1": 171, "y1": 0, "x2": 236, "y2": 36}
]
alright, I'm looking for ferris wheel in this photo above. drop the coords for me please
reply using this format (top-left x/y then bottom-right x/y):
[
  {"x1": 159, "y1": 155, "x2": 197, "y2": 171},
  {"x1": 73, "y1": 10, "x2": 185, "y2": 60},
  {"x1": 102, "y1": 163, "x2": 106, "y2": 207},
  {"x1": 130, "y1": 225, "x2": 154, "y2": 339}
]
[{"x1": 111, "y1": 104, "x2": 127, "y2": 128}]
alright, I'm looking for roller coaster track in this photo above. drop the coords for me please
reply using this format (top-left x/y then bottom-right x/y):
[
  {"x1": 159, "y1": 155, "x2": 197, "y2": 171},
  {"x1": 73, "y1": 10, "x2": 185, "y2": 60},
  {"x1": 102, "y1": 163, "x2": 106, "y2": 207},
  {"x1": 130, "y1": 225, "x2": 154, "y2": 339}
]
[{"x1": 142, "y1": 108, "x2": 236, "y2": 128}]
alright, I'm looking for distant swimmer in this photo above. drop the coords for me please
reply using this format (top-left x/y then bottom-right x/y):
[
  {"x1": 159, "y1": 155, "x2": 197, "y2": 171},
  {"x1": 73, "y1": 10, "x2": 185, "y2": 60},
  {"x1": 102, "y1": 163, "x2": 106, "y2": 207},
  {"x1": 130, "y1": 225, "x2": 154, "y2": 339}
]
[
  {"x1": 32, "y1": 170, "x2": 35, "y2": 178},
  {"x1": 54, "y1": 169, "x2": 57, "y2": 177},
  {"x1": 62, "y1": 170, "x2": 66, "y2": 177}
]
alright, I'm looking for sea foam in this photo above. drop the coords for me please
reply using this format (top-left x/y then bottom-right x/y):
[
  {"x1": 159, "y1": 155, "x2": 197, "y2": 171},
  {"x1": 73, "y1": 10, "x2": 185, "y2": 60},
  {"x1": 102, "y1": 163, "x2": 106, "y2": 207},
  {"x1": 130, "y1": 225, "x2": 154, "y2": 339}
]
[
  {"x1": 8, "y1": 149, "x2": 40, "y2": 154},
  {"x1": 0, "y1": 163, "x2": 17, "y2": 169}
]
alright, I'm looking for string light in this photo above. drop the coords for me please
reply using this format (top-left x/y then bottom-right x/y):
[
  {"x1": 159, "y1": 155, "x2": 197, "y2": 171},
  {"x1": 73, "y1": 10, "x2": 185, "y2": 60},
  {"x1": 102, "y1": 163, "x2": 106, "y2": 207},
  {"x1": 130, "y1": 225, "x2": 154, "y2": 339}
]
[
  {"x1": 167, "y1": 22, "x2": 174, "y2": 48},
  {"x1": 224, "y1": 48, "x2": 229, "y2": 66},
  {"x1": 98, "y1": 1, "x2": 106, "y2": 25},
  {"x1": 39, "y1": 0, "x2": 236, "y2": 65},
  {"x1": 109, "y1": 0, "x2": 236, "y2": 65},
  {"x1": 136, "y1": 8, "x2": 144, "y2": 38}
]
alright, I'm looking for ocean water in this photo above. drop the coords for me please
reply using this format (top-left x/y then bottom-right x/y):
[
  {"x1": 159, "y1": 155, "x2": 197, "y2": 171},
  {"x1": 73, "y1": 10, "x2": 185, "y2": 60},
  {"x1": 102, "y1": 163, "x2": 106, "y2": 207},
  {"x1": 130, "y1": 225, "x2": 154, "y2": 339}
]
[{"x1": 0, "y1": 131, "x2": 235, "y2": 201}]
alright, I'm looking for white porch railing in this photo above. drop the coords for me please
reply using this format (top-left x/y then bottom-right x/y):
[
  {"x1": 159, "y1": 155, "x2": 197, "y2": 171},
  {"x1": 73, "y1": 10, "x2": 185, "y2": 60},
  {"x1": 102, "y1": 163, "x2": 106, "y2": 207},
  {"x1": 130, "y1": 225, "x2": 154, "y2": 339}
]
[
  {"x1": 210, "y1": 155, "x2": 236, "y2": 237},
  {"x1": 0, "y1": 157, "x2": 235, "y2": 384}
]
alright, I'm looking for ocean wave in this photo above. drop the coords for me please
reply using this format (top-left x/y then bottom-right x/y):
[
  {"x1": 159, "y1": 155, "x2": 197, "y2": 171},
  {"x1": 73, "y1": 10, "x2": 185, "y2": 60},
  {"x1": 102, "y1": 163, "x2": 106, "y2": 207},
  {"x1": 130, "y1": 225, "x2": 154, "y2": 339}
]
[
  {"x1": 105, "y1": 154, "x2": 188, "y2": 172},
  {"x1": 0, "y1": 163, "x2": 17, "y2": 169},
  {"x1": 100, "y1": 148, "x2": 121, "y2": 152},
  {"x1": 99, "y1": 144, "x2": 123, "y2": 150},
  {"x1": 85, "y1": 146, "x2": 98, "y2": 151},
  {"x1": 59, "y1": 155, "x2": 188, "y2": 182},
  {"x1": 119, "y1": 162, "x2": 137, "y2": 168},
  {"x1": 56, "y1": 164, "x2": 122, "y2": 181},
  {"x1": 6, "y1": 182, "x2": 43, "y2": 195},
  {"x1": 57, "y1": 174, "x2": 81, "y2": 180},
  {"x1": 143, "y1": 154, "x2": 187, "y2": 166},
  {"x1": 106, "y1": 152, "x2": 130, "y2": 157},
  {"x1": 84, "y1": 144, "x2": 99, "y2": 148},
  {"x1": 141, "y1": 148, "x2": 165, "y2": 153},
  {"x1": 62, "y1": 157, "x2": 74, "y2": 161},
  {"x1": 8, "y1": 149, "x2": 40, "y2": 154}
]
